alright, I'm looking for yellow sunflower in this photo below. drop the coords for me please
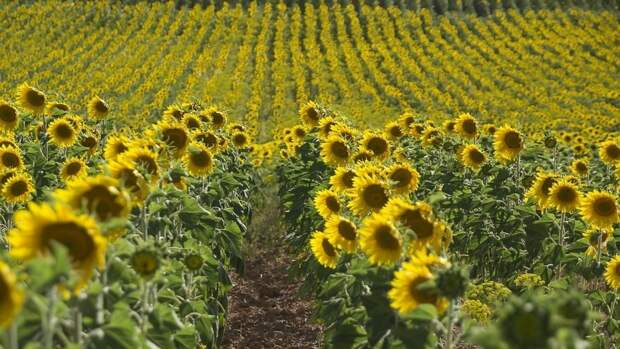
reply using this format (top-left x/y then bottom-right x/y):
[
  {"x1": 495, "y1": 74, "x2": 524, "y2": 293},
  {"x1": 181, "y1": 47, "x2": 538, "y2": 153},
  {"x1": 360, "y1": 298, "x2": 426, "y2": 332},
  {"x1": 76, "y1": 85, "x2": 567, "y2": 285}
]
[
  {"x1": 318, "y1": 117, "x2": 338, "y2": 140},
  {"x1": 60, "y1": 157, "x2": 88, "y2": 182},
  {"x1": 16, "y1": 83, "x2": 46, "y2": 114},
  {"x1": 120, "y1": 148, "x2": 160, "y2": 182},
  {"x1": 1, "y1": 173, "x2": 34, "y2": 204},
  {"x1": 87, "y1": 96, "x2": 109, "y2": 119},
  {"x1": 108, "y1": 159, "x2": 149, "y2": 205},
  {"x1": 421, "y1": 127, "x2": 442, "y2": 147},
  {"x1": 443, "y1": 120, "x2": 456, "y2": 134},
  {"x1": 293, "y1": 125, "x2": 307, "y2": 140},
  {"x1": 232, "y1": 132, "x2": 250, "y2": 148},
  {"x1": 386, "y1": 163, "x2": 420, "y2": 194},
  {"x1": 359, "y1": 213, "x2": 402, "y2": 265},
  {"x1": 208, "y1": 109, "x2": 227, "y2": 129},
  {"x1": 361, "y1": 131, "x2": 390, "y2": 160},
  {"x1": 0, "y1": 146, "x2": 23, "y2": 171},
  {"x1": 570, "y1": 159, "x2": 589, "y2": 177},
  {"x1": 104, "y1": 133, "x2": 130, "y2": 161},
  {"x1": 300, "y1": 101, "x2": 322, "y2": 127},
  {"x1": 348, "y1": 175, "x2": 390, "y2": 217},
  {"x1": 182, "y1": 113, "x2": 202, "y2": 130},
  {"x1": 157, "y1": 120, "x2": 189, "y2": 155},
  {"x1": 309, "y1": 231, "x2": 339, "y2": 268},
  {"x1": 325, "y1": 215, "x2": 357, "y2": 252},
  {"x1": 525, "y1": 171, "x2": 558, "y2": 210},
  {"x1": 385, "y1": 121, "x2": 404, "y2": 140},
  {"x1": 388, "y1": 264, "x2": 448, "y2": 315},
  {"x1": 579, "y1": 191, "x2": 619, "y2": 230},
  {"x1": 494, "y1": 125, "x2": 524, "y2": 163},
  {"x1": 80, "y1": 131, "x2": 99, "y2": 155},
  {"x1": 321, "y1": 136, "x2": 350, "y2": 166},
  {"x1": 0, "y1": 102, "x2": 19, "y2": 131},
  {"x1": 547, "y1": 179, "x2": 582, "y2": 213},
  {"x1": 192, "y1": 130, "x2": 219, "y2": 150},
  {"x1": 382, "y1": 198, "x2": 447, "y2": 252},
  {"x1": 454, "y1": 113, "x2": 478, "y2": 139},
  {"x1": 183, "y1": 143, "x2": 214, "y2": 176},
  {"x1": 329, "y1": 167, "x2": 356, "y2": 192},
  {"x1": 163, "y1": 104, "x2": 185, "y2": 121},
  {"x1": 398, "y1": 113, "x2": 417, "y2": 131},
  {"x1": 604, "y1": 255, "x2": 620, "y2": 289},
  {"x1": 460, "y1": 144, "x2": 486, "y2": 171},
  {"x1": 599, "y1": 140, "x2": 620, "y2": 165},
  {"x1": 314, "y1": 189, "x2": 341, "y2": 219},
  {"x1": 583, "y1": 228, "x2": 611, "y2": 258},
  {"x1": 46, "y1": 101, "x2": 70, "y2": 114},
  {"x1": 0, "y1": 261, "x2": 24, "y2": 328},
  {"x1": 484, "y1": 124, "x2": 497, "y2": 135},
  {"x1": 47, "y1": 117, "x2": 78, "y2": 148},
  {"x1": 0, "y1": 134, "x2": 17, "y2": 149},
  {"x1": 8, "y1": 203, "x2": 107, "y2": 290}
]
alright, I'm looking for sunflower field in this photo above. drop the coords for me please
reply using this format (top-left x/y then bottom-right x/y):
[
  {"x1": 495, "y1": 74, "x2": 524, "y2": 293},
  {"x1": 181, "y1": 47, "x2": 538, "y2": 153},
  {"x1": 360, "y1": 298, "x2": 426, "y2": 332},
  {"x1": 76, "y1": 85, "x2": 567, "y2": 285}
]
[{"x1": 0, "y1": 0, "x2": 619, "y2": 348}]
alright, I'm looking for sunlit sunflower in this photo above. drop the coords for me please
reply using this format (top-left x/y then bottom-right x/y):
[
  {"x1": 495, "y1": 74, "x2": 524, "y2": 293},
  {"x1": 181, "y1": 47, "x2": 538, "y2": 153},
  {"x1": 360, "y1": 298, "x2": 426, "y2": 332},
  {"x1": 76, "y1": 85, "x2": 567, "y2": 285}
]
[
  {"x1": 460, "y1": 144, "x2": 486, "y2": 171},
  {"x1": 583, "y1": 228, "x2": 611, "y2": 258},
  {"x1": 318, "y1": 117, "x2": 337, "y2": 139},
  {"x1": 386, "y1": 163, "x2": 420, "y2": 194},
  {"x1": 329, "y1": 167, "x2": 356, "y2": 192},
  {"x1": 0, "y1": 261, "x2": 24, "y2": 328},
  {"x1": 208, "y1": 109, "x2": 227, "y2": 129},
  {"x1": 398, "y1": 113, "x2": 417, "y2": 131},
  {"x1": 547, "y1": 179, "x2": 581, "y2": 213},
  {"x1": 108, "y1": 159, "x2": 149, "y2": 204},
  {"x1": 80, "y1": 131, "x2": 99, "y2": 155},
  {"x1": 382, "y1": 198, "x2": 446, "y2": 252},
  {"x1": 232, "y1": 132, "x2": 250, "y2": 148},
  {"x1": 494, "y1": 126, "x2": 524, "y2": 163},
  {"x1": 454, "y1": 113, "x2": 478, "y2": 139},
  {"x1": 321, "y1": 136, "x2": 350, "y2": 166},
  {"x1": 348, "y1": 175, "x2": 390, "y2": 217},
  {"x1": 409, "y1": 249, "x2": 450, "y2": 270},
  {"x1": 385, "y1": 121, "x2": 404, "y2": 140},
  {"x1": 163, "y1": 104, "x2": 185, "y2": 121},
  {"x1": 359, "y1": 213, "x2": 402, "y2": 265},
  {"x1": 325, "y1": 215, "x2": 357, "y2": 252},
  {"x1": 183, "y1": 143, "x2": 214, "y2": 176},
  {"x1": 309, "y1": 231, "x2": 339, "y2": 268},
  {"x1": 604, "y1": 255, "x2": 620, "y2": 289},
  {"x1": 8, "y1": 203, "x2": 107, "y2": 290},
  {"x1": 0, "y1": 102, "x2": 19, "y2": 131},
  {"x1": 484, "y1": 124, "x2": 497, "y2": 135},
  {"x1": 16, "y1": 83, "x2": 46, "y2": 114},
  {"x1": 104, "y1": 133, "x2": 130, "y2": 161},
  {"x1": 421, "y1": 127, "x2": 442, "y2": 147},
  {"x1": 47, "y1": 117, "x2": 78, "y2": 147},
  {"x1": 120, "y1": 148, "x2": 160, "y2": 182},
  {"x1": 60, "y1": 157, "x2": 88, "y2": 183},
  {"x1": 0, "y1": 134, "x2": 17, "y2": 149},
  {"x1": 192, "y1": 130, "x2": 219, "y2": 150},
  {"x1": 157, "y1": 120, "x2": 189, "y2": 155},
  {"x1": 579, "y1": 191, "x2": 619, "y2": 230},
  {"x1": 525, "y1": 171, "x2": 558, "y2": 210},
  {"x1": 293, "y1": 126, "x2": 307, "y2": 140},
  {"x1": 87, "y1": 96, "x2": 109, "y2": 119},
  {"x1": 300, "y1": 101, "x2": 322, "y2": 127},
  {"x1": 1, "y1": 173, "x2": 34, "y2": 204},
  {"x1": 0, "y1": 146, "x2": 23, "y2": 171},
  {"x1": 443, "y1": 120, "x2": 456, "y2": 133},
  {"x1": 361, "y1": 132, "x2": 390, "y2": 160},
  {"x1": 388, "y1": 264, "x2": 448, "y2": 315},
  {"x1": 410, "y1": 123, "x2": 425, "y2": 138},
  {"x1": 570, "y1": 159, "x2": 589, "y2": 177},
  {"x1": 182, "y1": 113, "x2": 202, "y2": 130},
  {"x1": 314, "y1": 189, "x2": 341, "y2": 219},
  {"x1": 599, "y1": 140, "x2": 620, "y2": 165},
  {"x1": 331, "y1": 123, "x2": 358, "y2": 140},
  {"x1": 46, "y1": 102, "x2": 70, "y2": 114}
]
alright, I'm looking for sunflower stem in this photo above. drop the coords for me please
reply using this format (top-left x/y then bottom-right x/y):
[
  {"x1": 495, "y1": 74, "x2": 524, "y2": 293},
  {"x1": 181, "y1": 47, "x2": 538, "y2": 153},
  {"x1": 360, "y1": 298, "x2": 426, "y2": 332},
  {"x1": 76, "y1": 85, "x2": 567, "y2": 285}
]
[
  {"x1": 43, "y1": 287, "x2": 57, "y2": 349},
  {"x1": 73, "y1": 305, "x2": 82, "y2": 345},
  {"x1": 445, "y1": 299, "x2": 455, "y2": 349},
  {"x1": 140, "y1": 281, "x2": 150, "y2": 335},
  {"x1": 557, "y1": 212, "x2": 566, "y2": 279},
  {"x1": 596, "y1": 232, "x2": 603, "y2": 265},
  {"x1": 4, "y1": 320, "x2": 18, "y2": 349},
  {"x1": 95, "y1": 260, "x2": 108, "y2": 326}
]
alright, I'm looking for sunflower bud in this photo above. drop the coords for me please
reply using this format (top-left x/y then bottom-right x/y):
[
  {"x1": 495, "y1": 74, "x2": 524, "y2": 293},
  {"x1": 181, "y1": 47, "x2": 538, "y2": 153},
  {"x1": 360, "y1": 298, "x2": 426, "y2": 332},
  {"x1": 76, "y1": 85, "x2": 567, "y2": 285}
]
[
  {"x1": 436, "y1": 265, "x2": 469, "y2": 299},
  {"x1": 184, "y1": 253, "x2": 203, "y2": 271},
  {"x1": 544, "y1": 135, "x2": 557, "y2": 149},
  {"x1": 130, "y1": 248, "x2": 160, "y2": 279}
]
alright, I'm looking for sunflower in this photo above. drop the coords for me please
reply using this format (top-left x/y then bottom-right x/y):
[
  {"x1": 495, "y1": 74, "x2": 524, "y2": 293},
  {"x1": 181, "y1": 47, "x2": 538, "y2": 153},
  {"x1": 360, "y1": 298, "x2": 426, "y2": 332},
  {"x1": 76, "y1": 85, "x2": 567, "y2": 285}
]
[
  {"x1": 525, "y1": 171, "x2": 558, "y2": 210},
  {"x1": 583, "y1": 228, "x2": 611, "y2": 258},
  {"x1": 361, "y1": 132, "x2": 390, "y2": 160},
  {"x1": 570, "y1": 159, "x2": 589, "y2": 177},
  {"x1": 60, "y1": 157, "x2": 88, "y2": 182},
  {"x1": 494, "y1": 125, "x2": 524, "y2": 163},
  {"x1": 46, "y1": 102, "x2": 70, "y2": 114},
  {"x1": 579, "y1": 191, "x2": 619, "y2": 230},
  {"x1": 382, "y1": 198, "x2": 446, "y2": 252},
  {"x1": 1, "y1": 173, "x2": 34, "y2": 204},
  {"x1": 130, "y1": 248, "x2": 160, "y2": 279},
  {"x1": 87, "y1": 96, "x2": 109, "y2": 119},
  {"x1": 208, "y1": 109, "x2": 227, "y2": 129},
  {"x1": 321, "y1": 136, "x2": 350, "y2": 166},
  {"x1": 314, "y1": 189, "x2": 341, "y2": 218},
  {"x1": 599, "y1": 140, "x2": 620, "y2": 165},
  {"x1": 318, "y1": 117, "x2": 338, "y2": 139},
  {"x1": 410, "y1": 123, "x2": 425, "y2": 138},
  {"x1": 0, "y1": 134, "x2": 17, "y2": 149},
  {"x1": 454, "y1": 113, "x2": 478, "y2": 139},
  {"x1": 108, "y1": 159, "x2": 149, "y2": 204},
  {"x1": 300, "y1": 101, "x2": 322, "y2": 127},
  {"x1": 388, "y1": 264, "x2": 448, "y2": 315},
  {"x1": 398, "y1": 113, "x2": 417, "y2": 131},
  {"x1": 0, "y1": 102, "x2": 19, "y2": 131},
  {"x1": 0, "y1": 261, "x2": 24, "y2": 328},
  {"x1": 64, "y1": 114, "x2": 84, "y2": 132},
  {"x1": 421, "y1": 127, "x2": 442, "y2": 147},
  {"x1": 8, "y1": 203, "x2": 107, "y2": 290},
  {"x1": 48, "y1": 117, "x2": 78, "y2": 147},
  {"x1": 460, "y1": 144, "x2": 486, "y2": 171},
  {"x1": 183, "y1": 143, "x2": 214, "y2": 176},
  {"x1": 232, "y1": 132, "x2": 250, "y2": 148},
  {"x1": 192, "y1": 130, "x2": 219, "y2": 150},
  {"x1": 359, "y1": 213, "x2": 402, "y2": 265},
  {"x1": 348, "y1": 175, "x2": 390, "y2": 217},
  {"x1": 409, "y1": 249, "x2": 450, "y2": 270},
  {"x1": 386, "y1": 163, "x2": 420, "y2": 194},
  {"x1": 16, "y1": 83, "x2": 46, "y2": 114},
  {"x1": 0, "y1": 146, "x2": 23, "y2": 172},
  {"x1": 325, "y1": 215, "x2": 357, "y2": 252},
  {"x1": 166, "y1": 170, "x2": 187, "y2": 191},
  {"x1": 309, "y1": 231, "x2": 339, "y2": 268},
  {"x1": 80, "y1": 131, "x2": 99, "y2": 155},
  {"x1": 104, "y1": 133, "x2": 130, "y2": 161},
  {"x1": 163, "y1": 104, "x2": 185, "y2": 121},
  {"x1": 443, "y1": 120, "x2": 456, "y2": 133},
  {"x1": 547, "y1": 179, "x2": 581, "y2": 213},
  {"x1": 157, "y1": 120, "x2": 189, "y2": 155},
  {"x1": 385, "y1": 121, "x2": 404, "y2": 140},
  {"x1": 329, "y1": 167, "x2": 356, "y2": 192},
  {"x1": 293, "y1": 126, "x2": 307, "y2": 139},
  {"x1": 120, "y1": 148, "x2": 160, "y2": 182},
  {"x1": 484, "y1": 124, "x2": 497, "y2": 135},
  {"x1": 182, "y1": 113, "x2": 202, "y2": 130},
  {"x1": 604, "y1": 255, "x2": 620, "y2": 289}
]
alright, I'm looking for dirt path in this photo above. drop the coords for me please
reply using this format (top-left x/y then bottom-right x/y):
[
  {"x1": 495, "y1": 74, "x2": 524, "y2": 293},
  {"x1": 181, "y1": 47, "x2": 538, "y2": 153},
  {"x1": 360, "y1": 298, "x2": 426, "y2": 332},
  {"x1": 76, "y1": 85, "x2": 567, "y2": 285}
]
[{"x1": 223, "y1": 247, "x2": 322, "y2": 349}]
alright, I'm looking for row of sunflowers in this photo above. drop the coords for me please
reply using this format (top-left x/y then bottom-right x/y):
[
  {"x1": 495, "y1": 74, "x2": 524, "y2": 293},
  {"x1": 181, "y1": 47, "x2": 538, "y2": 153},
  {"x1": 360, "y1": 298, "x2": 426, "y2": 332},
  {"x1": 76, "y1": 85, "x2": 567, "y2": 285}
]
[
  {"x1": 276, "y1": 102, "x2": 620, "y2": 348},
  {"x1": 0, "y1": 84, "x2": 258, "y2": 348}
]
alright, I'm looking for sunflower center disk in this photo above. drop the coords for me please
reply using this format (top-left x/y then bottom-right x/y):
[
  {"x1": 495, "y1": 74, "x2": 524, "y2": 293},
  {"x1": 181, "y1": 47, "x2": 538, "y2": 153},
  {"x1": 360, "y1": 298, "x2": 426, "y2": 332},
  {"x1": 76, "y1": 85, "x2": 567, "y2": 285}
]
[
  {"x1": 66, "y1": 162, "x2": 82, "y2": 175},
  {"x1": 462, "y1": 120, "x2": 476, "y2": 134},
  {"x1": 367, "y1": 138, "x2": 387, "y2": 155},
  {"x1": 83, "y1": 185, "x2": 124, "y2": 220},
  {"x1": 593, "y1": 198, "x2": 616, "y2": 217},
  {"x1": 556, "y1": 187, "x2": 577, "y2": 203},
  {"x1": 0, "y1": 105, "x2": 16, "y2": 123},
  {"x1": 2, "y1": 153, "x2": 20, "y2": 168},
  {"x1": 338, "y1": 221, "x2": 356, "y2": 241},
  {"x1": 504, "y1": 132, "x2": 522, "y2": 149},
  {"x1": 26, "y1": 90, "x2": 45, "y2": 107},
  {"x1": 408, "y1": 276, "x2": 437, "y2": 303},
  {"x1": 325, "y1": 196, "x2": 340, "y2": 213},
  {"x1": 42, "y1": 222, "x2": 94, "y2": 262},
  {"x1": 607, "y1": 145, "x2": 620, "y2": 159},
  {"x1": 163, "y1": 128, "x2": 188, "y2": 149},
  {"x1": 330, "y1": 142, "x2": 349, "y2": 159},
  {"x1": 375, "y1": 226, "x2": 400, "y2": 251},
  {"x1": 469, "y1": 150, "x2": 485, "y2": 164},
  {"x1": 9, "y1": 181, "x2": 28, "y2": 196},
  {"x1": 391, "y1": 169, "x2": 412, "y2": 187},
  {"x1": 321, "y1": 238, "x2": 336, "y2": 257},
  {"x1": 362, "y1": 184, "x2": 388, "y2": 210}
]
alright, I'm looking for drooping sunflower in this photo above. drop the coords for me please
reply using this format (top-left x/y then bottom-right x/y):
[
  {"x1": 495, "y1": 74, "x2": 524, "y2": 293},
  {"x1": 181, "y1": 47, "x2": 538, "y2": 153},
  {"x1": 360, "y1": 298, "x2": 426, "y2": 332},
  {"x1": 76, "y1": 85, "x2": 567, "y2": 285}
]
[
  {"x1": 0, "y1": 261, "x2": 24, "y2": 328},
  {"x1": 46, "y1": 101, "x2": 70, "y2": 114},
  {"x1": 231, "y1": 132, "x2": 250, "y2": 148},
  {"x1": 361, "y1": 132, "x2": 390, "y2": 160},
  {"x1": 0, "y1": 146, "x2": 23, "y2": 171},
  {"x1": 385, "y1": 121, "x2": 404, "y2": 140},
  {"x1": 494, "y1": 125, "x2": 524, "y2": 163},
  {"x1": 157, "y1": 120, "x2": 189, "y2": 155},
  {"x1": 208, "y1": 109, "x2": 227, "y2": 129},
  {"x1": 300, "y1": 101, "x2": 322, "y2": 127},
  {"x1": 604, "y1": 255, "x2": 620, "y2": 289},
  {"x1": 359, "y1": 213, "x2": 402, "y2": 265},
  {"x1": 1, "y1": 173, "x2": 34, "y2": 204},
  {"x1": 386, "y1": 163, "x2": 420, "y2": 194},
  {"x1": 87, "y1": 96, "x2": 109, "y2": 119},
  {"x1": 80, "y1": 131, "x2": 99, "y2": 155},
  {"x1": 325, "y1": 215, "x2": 357, "y2": 252},
  {"x1": 314, "y1": 189, "x2": 341, "y2": 219},
  {"x1": 104, "y1": 133, "x2": 130, "y2": 161},
  {"x1": 130, "y1": 248, "x2": 160, "y2": 279},
  {"x1": 329, "y1": 167, "x2": 356, "y2": 192},
  {"x1": 599, "y1": 140, "x2": 620, "y2": 165},
  {"x1": 443, "y1": 120, "x2": 456, "y2": 133},
  {"x1": 293, "y1": 126, "x2": 307, "y2": 140},
  {"x1": 382, "y1": 198, "x2": 447, "y2": 252},
  {"x1": 108, "y1": 159, "x2": 149, "y2": 204},
  {"x1": 570, "y1": 159, "x2": 589, "y2": 177},
  {"x1": 348, "y1": 175, "x2": 390, "y2": 217},
  {"x1": 47, "y1": 117, "x2": 78, "y2": 147},
  {"x1": 16, "y1": 83, "x2": 46, "y2": 114},
  {"x1": 60, "y1": 157, "x2": 88, "y2": 182},
  {"x1": 309, "y1": 231, "x2": 339, "y2": 269},
  {"x1": 583, "y1": 228, "x2": 611, "y2": 258},
  {"x1": 398, "y1": 113, "x2": 417, "y2": 131},
  {"x1": 183, "y1": 143, "x2": 214, "y2": 176},
  {"x1": 525, "y1": 171, "x2": 558, "y2": 210},
  {"x1": 320, "y1": 136, "x2": 350, "y2": 166},
  {"x1": 460, "y1": 144, "x2": 486, "y2": 171},
  {"x1": 318, "y1": 116, "x2": 337, "y2": 139},
  {"x1": 182, "y1": 113, "x2": 202, "y2": 130},
  {"x1": 120, "y1": 147, "x2": 160, "y2": 182},
  {"x1": 163, "y1": 104, "x2": 185, "y2": 121},
  {"x1": 388, "y1": 264, "x2": 448, "y2": 315},
  {"x1": 579, "y1": 191, "x2": 619, "y2": 230},
  {"x1": 454, "y1": 113, "x2": 478, "y2": 139},
  {"x1": 8, "y1": 203, "x2": 107, "y2": 290},
  {"x1": 192, "y1": 130, "x2": 219, "y2": 150},
  {"x1": 0, "y1": 102, "x2": 19, "y2": 131},
  {"x1": 547, "y1": 179, "x2": 581, "y2": 213},
  {"x1": 421, "y1": 127, "x2": 442, "y2": 147}
]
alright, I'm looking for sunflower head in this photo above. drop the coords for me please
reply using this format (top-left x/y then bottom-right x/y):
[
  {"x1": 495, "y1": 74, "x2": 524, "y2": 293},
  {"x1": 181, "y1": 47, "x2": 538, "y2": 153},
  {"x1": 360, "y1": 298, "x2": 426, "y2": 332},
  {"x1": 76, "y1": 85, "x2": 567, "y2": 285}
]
[
  {"x1": 232, "y1": 132, "x2": 250, "y2": 148},
  {"x1": 104, "y1": 133, "x2": 130, "y2": 161},
  {"x1": 548, "y1": 179, "x2": 582, "y2": 213},
  {"x1": 325, "y1": 215, "x2": 357, "y2": 252},
  {"x1": 300, "y1": 101, "x2": 322, "y2": 127},
  {"x1": 60, "y1": 157, "x2": 88, "y2": 183},
  {"x1": 398, "y1": 113, "x2": 417, "y2": 131},
  {"x1": 87, "y1": 96, "x2": 109, "y2": 119},
  {"x1": 163, "y1": 104, "x2": 185, "y2": 121},
  {"x1": 525, "y1": 171, "x2": 558, "y2": 210},
  {"x1": 443, "y1": 120, "x2": 456, "y2": 133},
  {"x1": 599, "y1": 140, "x2": 620, "y2": 164},
  {"x1": 48, "y1": 117, "x2": 78, "y2": 148},
  {"x1": 183, "y1": 143, "x2": 214, "y2": 176},
  {"x1": 422, "y1": 127, "x2": 442, "y2": 147},
  {"x1": 385, "y1": 121, "x2": 404, "y2": 140},
  {"x1": 388, "y1": 263, "x2": 448, "y2": 315},
  {"x1": 46, "y1": 102, "x2": 70, "y2": 114},
  {"x1": 192, "y1": 130, "x2": 219, "y2": 150},
  {"x1": 454, "y1": 113, "x2": 478, "y2": 139},
  {"x1": 131, "y1": 248, "x2": 160, "y2": 279},
  {"x1": 0, "y1": 102, "x2": 19, "y2": 131},
  {"x1": 0, "y1": 146, "x2": 23, "y2": 171},
  {"x1": 17, "y1": 83, "x2": 46, "y2": 114},
  {"x1": 80, "y1": 132, "x2": 99, "y2": 154},
  {"x1": 182, "y1": 113, "x2": 202, "y2": 130},
  {"x1": 108, "y1": 159, "x2": 150, "y2": 205},
  {"x1": 383, "y1": 198, "x2": 446, "y2": 252},
  {"x1": 583, "y1": 228, "x2": 611, "y2": 257},
  {"x1": 321, "y1": 136, "x2": 350, "y2": 166},
  {"x1": 359, "y1": 213, "x2": 402, "y2": 265},
  {"x1": 314, "y1": 189, "x2": 341, "y2": 219},
  {"x1": 329, "y1": 167, "x2": 356, "y2": 192},
  {"x1": 310, "y1": 231, "x2": 339, "y2": 269},
  {"x1": 184, "y1": 253, "x2": 204, "y2": 271},
  {"x1": 460, "y1": 144, "x2": 487, "y2": 171},
  {"x1": 604, "y1": 255, "x2": 620, "y2": 289},
  {"x1": 348, "y1": 175, "x2": 390, "y2": 217},
  {"x1": 0, "y1": 262, "x2": 24, "y2": 328},
  {"x1": 157, "y1": 120, "x2": 189, "y2": 155},
  {"x1": 361, "y1": 132, "x2": 390, "y2": 159},
  {"x1": 570, "y1": 159, "x2": 589, "y2": 177},
  {"x1": 1, "y1": 173, "x2": 34, "y2": 204},
  {"x1": 484, "y1": 124, "x2": 497, "y2": 135},
  {"x1": 579, "y1": 191, "x2": 619, "y2": 230},
  {"x1": 386, "y1": 163, "x2": 420, "y2": 194},
  {"x1": 120, "y1": 147, "x2": 160, "y2": 182},
  {"x1": 494, "y1": 125, "x2": 524, "y2": 163},
  {"x1": 318, "y1": 117, "x2": 337, "y2": 139}
]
